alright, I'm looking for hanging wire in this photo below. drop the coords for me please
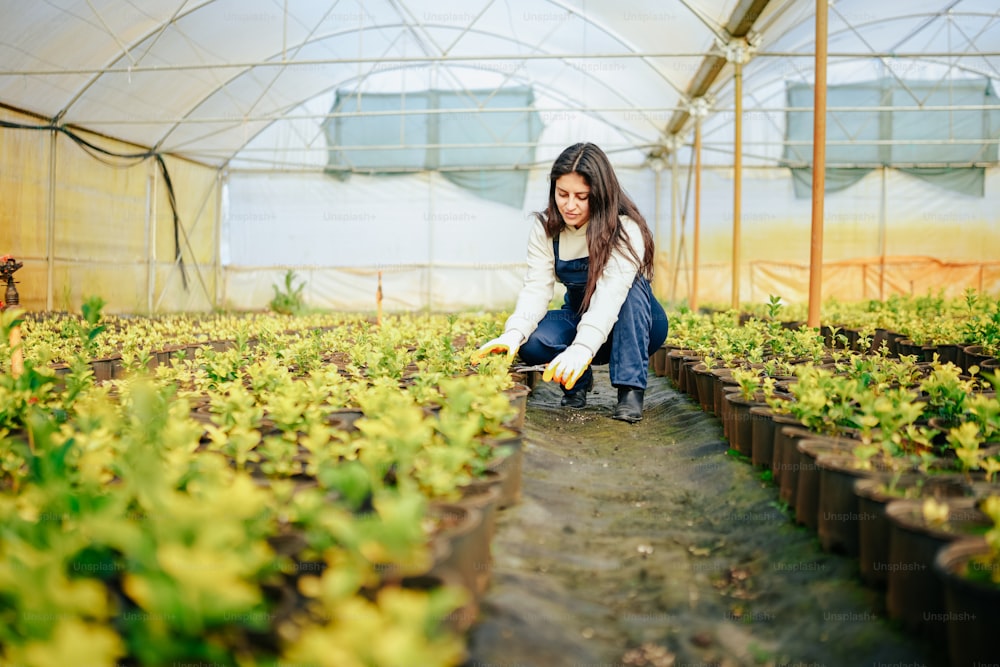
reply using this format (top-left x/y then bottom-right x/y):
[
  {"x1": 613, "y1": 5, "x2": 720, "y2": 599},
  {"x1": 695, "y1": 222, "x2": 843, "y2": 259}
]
[{"x1": 0, "y1": 118, "x2": 189, "y2": 289}]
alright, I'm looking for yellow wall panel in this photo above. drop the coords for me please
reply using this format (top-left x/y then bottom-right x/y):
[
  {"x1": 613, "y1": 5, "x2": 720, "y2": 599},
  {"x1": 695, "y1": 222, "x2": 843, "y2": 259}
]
[
  {"x1": 0, "y1": 108, "x2": 50, "y2": 260},
  {"x1": 689, "y1": 212, "x2": 884, "y2": 270},
  {"x1": 884, "y1": 219, "x2": 999, "y2": 262},
  {"x1": 663, "y1": 167, "x2": 1000, "y2": 308},
  {"x1": 2, "y1": 112, "x2": 997, "y2": 315},
  {"x1": 153, "y1": 263, "x2": 215, "y2": 312},
  {"x1": 147, "y1": 155, "x2": 220, "y2": 310},
  {"x1": 0, "y1": 115, "x2": 220, "y2": 314},
  {"x1": 53, "y1": 263, "x2": 149, "y2": 313},
  {"x1": 52, "y1": 130, "x2": 149, "y2": 264},
  {"x1": 157, "y1": 155, "x2": 219, "y2": 267}
]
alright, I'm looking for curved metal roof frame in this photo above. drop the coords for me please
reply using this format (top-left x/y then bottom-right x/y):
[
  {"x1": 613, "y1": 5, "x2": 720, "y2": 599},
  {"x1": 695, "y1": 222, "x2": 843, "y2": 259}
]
[
  {"x1": 1, "y1": 0, "x2": 998, "y2": 171},
  {"x1": 155, "y1": 25, "x2": 682, "y2": 159},
  {"x1": 175, "y1": 63, "x2": 667, "y2": 168},
  {"x1": 0, "y1": 0, "x2": 717, "y2": 169},
  {"x1": 671, "y1": 2, "x2": 1000, "y2": 164},
  {"x1": 51, "y1": 0, "x2": 217, "y2": 123}
]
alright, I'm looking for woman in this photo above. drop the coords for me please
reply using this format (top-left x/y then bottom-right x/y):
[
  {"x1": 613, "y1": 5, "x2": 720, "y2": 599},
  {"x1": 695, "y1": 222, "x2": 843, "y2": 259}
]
[{"x1": 475, "y1": 142, "x2": 668, "y2": 423}]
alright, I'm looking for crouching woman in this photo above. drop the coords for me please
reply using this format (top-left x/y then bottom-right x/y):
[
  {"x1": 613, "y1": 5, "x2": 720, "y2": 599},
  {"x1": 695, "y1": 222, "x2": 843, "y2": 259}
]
[{"x1": 475, "y1": 142, "x2": 668, "y2": 423}]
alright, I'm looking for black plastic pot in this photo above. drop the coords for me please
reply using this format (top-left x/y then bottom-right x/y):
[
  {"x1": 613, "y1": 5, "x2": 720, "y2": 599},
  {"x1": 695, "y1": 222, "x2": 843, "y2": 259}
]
[
  {"x1": 884, "y1": 497, "x2": 990, "y2": 644},
  {"x1": 854, "y1": 473, "x2": 974, "y2": 589},
  {"x1": 934, "y1": 536, "x2": 1000, "y2": 667}
]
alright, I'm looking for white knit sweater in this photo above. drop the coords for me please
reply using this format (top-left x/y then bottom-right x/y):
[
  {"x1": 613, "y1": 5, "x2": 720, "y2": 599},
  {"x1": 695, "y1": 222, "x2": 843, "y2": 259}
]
[{"x1": 504, "y1": 215, "x2": 645, "y2": 355}]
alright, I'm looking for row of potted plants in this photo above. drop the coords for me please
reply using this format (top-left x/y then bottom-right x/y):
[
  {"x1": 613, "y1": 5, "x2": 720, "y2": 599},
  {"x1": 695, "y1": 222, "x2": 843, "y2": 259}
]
[
  {"x1": 657, "y1": 292, "x2": 1000, "y2": 666},
  {"x1": 730, "y1": 288, "x2": 1000, "y2": 370},
  {"x1": 0, "y1": 303, "x2": 528, "y2": 666}
]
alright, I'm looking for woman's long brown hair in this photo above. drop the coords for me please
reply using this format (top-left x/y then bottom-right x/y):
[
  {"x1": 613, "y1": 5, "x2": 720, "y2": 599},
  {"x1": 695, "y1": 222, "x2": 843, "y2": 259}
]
[{"x1": 534, "y1": 142, "x2": 655, "y2": 313}]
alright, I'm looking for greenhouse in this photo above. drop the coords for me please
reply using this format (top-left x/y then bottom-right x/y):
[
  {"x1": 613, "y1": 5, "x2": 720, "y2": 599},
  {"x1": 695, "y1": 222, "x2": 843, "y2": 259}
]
[{"x1": 1, "y1": 1, "x2": 999, "y2": 666}]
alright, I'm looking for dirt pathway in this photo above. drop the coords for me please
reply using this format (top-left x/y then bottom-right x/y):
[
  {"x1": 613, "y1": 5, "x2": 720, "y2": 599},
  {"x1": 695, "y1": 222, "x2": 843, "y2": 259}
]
[{"x1": 463, "y1": 369, "x2": 941, "y2": 667}]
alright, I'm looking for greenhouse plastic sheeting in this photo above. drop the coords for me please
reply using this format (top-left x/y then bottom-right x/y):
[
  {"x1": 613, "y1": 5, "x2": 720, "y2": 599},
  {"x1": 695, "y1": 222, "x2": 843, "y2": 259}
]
[
  {"x1": 324, "y1": 87, "x2": 543, "y2": 207},
  {"x1": 0, "y1": 106, "x2": 220, "y2": 314},
  {"x1": 750, "y1": 257, "x2": 1000, "y2": 304},
  {"x1": 2, "y1": 1, "x2": 1000, "y2": 314},
  {"x1": 221, "y1": 166, "x2": 653, "y2": 311},
  {"x1": 222, "y1": 265, "x2": 533, "y2": 313},
  {"x1": 218, "y1": 161, "x2": 1000, "y2": 311},
  {"x1": 784, "y1": 78, "x2": 1000, "y2": 197}
]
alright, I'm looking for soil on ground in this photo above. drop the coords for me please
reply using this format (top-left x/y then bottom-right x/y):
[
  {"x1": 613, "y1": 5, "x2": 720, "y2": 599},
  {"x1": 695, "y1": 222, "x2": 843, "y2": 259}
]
[{"x1": 463, "y1": 368, "x2": 943, "y2": 667}]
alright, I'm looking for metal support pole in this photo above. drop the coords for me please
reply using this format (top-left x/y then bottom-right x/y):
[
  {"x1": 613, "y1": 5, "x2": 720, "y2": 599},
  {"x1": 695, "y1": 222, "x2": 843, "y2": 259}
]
[
  {"x1": 692, "y1": 114, "x2": 703, "y2": 312},
  {"x1": 146, "y1": 162, "x2": 158, "y2": 314},
  {"x1": 723, "y1": 40, "x2": 752, "y2": 310},
  {"x1": 732, "y1": 59, "x2": 743, "y2": 310},
  {"x1": 652, "y1": 165, "x2": 664, "y2": 299},
  {"x1": 717, "y1": 32, "x2": 759, "y2": 311},
  {"x1": 46, "y1": 129, "x2": 57, "y2": 311},
  {"x1": 669, "y1": 149, "x2": 680, "y2": 303},
  {"x1": 878, "y1": 167, "x2": 887, "y2": 301},
  {"x1": 426, "y1": 175, "x2": 435, "y2": 314},
  {"x1": 214, "y1": 171, "x2": 224, "y2": 310},
  {"x1": 687, "y1": 96, "x2": 710, "y2": 312},
  {"x1": 807, "y1": 0, "x2": 828, "y2": 328}
]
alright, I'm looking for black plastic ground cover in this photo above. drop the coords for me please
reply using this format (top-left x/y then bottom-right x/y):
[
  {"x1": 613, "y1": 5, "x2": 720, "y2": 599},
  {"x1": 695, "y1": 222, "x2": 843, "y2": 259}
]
[{"x1": 463, "y1": 368, "x2": 941, "y2": 667}]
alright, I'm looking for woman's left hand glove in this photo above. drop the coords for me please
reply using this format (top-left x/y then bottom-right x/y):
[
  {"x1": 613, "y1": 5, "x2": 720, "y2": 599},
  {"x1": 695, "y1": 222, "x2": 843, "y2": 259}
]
[
  {"x1": 542, "y1": 344, "x2": 593, "y2": 390},
  {"x1": 471, "y1": 330, "x2": 523, "y2": 364}
]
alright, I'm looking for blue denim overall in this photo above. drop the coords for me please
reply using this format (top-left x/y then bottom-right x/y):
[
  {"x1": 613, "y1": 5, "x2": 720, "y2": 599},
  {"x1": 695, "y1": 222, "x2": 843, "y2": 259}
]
[{"x1": 519, "y1": 234, "x2": 669, "y2": 395}]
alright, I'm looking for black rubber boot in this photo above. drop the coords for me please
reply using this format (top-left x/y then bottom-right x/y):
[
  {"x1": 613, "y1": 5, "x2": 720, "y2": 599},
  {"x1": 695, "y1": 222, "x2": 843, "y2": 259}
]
[
  {"x1": 560, "y1": 370, "x2": 594, "y2": 408},
  {"x1": 612, "y1": 387, "x2": 644, "y2": 423}
]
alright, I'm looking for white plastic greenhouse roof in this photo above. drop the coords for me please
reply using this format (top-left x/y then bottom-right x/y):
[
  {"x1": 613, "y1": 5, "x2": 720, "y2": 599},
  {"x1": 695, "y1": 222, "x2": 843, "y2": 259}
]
[{"x1": 2, "y1": 0, "x2": 999, "y2": 171}]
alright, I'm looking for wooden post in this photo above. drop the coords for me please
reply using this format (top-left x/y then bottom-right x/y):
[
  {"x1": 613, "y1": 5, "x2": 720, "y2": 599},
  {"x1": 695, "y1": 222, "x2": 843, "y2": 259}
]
[
  {"x1": 669, "y1": 149, "x2": 679, "y2": 303},
  {"x1": 376, "y1": 270, "x2": 383, "y2": 326},
  {"x1": 878, "y1": 167, "x2": 888, "y2": 301},
  {"x1": 807, "y1": 0, "x2": 829, "y2": 328},
  {"x1": 9, "y1": 324, "x2": 23, "y2": 379},
  {"x1": 692, "y1": 111, "x2": 703, "y2": 312},
  {"x1": 652, "y1": 165, "x2": 665, "y2": 299},
  {"x1": 732, "y1": 57, "x2": 743, "y2": 311}
]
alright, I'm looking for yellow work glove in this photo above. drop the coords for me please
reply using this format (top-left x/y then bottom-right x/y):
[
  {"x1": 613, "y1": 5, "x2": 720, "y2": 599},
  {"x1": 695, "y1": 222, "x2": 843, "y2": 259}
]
[
  {"x1": 471, "y1": 330, "x2": 523, "y2": 364},
  {"x1": 542, "y1": 344, "x2": 593, "y2": 390}
]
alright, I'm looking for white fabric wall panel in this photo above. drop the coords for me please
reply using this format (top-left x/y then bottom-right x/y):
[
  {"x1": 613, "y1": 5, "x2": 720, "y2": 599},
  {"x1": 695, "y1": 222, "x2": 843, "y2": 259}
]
[
  {"x1": 223, "y1": 170, "x2": 545, "y2": 311},
  {"x1": 226, "y1": 171, "x2": 551, "y2": 267},
  {"x1": 223, "y1": 165, "x2": 659, "y2": 311},
  {"x1": 224, "y1": 161, "x2": 999, "y2": 311},
  {"x1": 222, "y1": 265, "x2": 537, "y2": 312},
  {"x1": 226, "y1": 172, "x2": 435, "y2": 267}
]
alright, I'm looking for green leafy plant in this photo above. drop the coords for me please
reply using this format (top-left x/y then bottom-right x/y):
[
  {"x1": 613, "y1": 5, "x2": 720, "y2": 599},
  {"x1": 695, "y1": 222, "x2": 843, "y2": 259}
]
[
  {"x1": 0, "y1": 308, "x2": 67, "y2": 440},
  {"x1": 0, "y1": 307, "x2": 535, "y2": 665},
  {"x1": 730, "y1": 367, "x2": 763, "y2": 401},
  {"x1": 786, "y1": 365, "x2": 862, "y2": 436},
  {"x1": 963, "y1": 295, "x2": 1000, "y2": 356},
  {"x1": 945, "y1": 422, "x2": 991, "y2": 477},
  {"x1": 919, "y1": 362, "x2": 984, "y2": 427},
  {"x1": 851, "y1": 386, "x2": 936, "y2": 469},
  {"x1": 270, "y1": 269, "x2": 307, "y2": 316}
]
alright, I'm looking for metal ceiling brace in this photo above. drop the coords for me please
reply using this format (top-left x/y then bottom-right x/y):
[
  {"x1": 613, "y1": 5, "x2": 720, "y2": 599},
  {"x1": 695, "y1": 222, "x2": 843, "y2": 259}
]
[{"x1": 662, "y1": 0, "x2": 772, "y2": 143}]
